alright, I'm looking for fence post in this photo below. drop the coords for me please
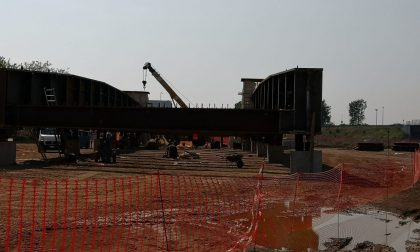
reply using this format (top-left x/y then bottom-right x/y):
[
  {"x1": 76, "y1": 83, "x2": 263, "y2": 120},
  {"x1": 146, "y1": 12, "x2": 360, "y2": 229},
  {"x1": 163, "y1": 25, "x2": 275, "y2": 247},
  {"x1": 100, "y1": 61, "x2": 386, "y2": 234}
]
[
  {"x1": 157, "y1": 171, "x2": 170, "y2": 252},
  {"x1": 290, "y1": 173, "x2": 300, "y2": 234}
]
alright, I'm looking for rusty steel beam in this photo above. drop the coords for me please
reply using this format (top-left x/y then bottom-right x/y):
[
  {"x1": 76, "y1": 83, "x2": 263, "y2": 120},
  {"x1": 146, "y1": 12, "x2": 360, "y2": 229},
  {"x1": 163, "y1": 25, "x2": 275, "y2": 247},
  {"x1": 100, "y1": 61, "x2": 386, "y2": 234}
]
[
  {"x1": 0, "y1": 70, "x2": 6, "y2": 127},
  {"x1": 4, "y1": 106, "x2": 294, "y2": 136},
  {"x1": 252, "y1": 68, "x2": 323, "y2": 134},
  {"x1": 0, "y1": 68, "x2": 322, "y2": 136}
]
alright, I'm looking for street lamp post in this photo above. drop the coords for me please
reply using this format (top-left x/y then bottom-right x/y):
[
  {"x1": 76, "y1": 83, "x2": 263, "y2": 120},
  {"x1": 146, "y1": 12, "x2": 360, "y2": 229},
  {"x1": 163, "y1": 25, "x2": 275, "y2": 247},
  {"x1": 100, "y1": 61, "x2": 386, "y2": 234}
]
[
  {"x1": 375, "y1": 108, "x2": 378, "y2": 126},
  {"x1": 382, "y1": 106, "x2": 384, "y2": 125}
]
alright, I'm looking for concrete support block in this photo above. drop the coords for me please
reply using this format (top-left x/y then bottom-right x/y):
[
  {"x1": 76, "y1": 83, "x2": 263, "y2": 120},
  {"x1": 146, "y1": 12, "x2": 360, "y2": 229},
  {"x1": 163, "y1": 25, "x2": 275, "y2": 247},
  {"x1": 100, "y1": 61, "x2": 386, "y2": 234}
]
[
  {"x1": 257, "y1": 142, "x2": 267, "y2": 157},
  {"x1": 242, "y1": 138, "x2": 251, "y2": 151},
  {"x1": 228, "y1": 136, "x2": 234, "y2": 149},
  {"x1": 267, "y1": 145, "x2": 290, "y2": 164},
  {"x1": 0, "y1": 142, "x2": 16, "y2": 166},
  {"x1": 64, "y1": 139, "x2": 80, "y2": 155},
  {"x1": 250, "y1": 139, "x2": 257, "y2": 153},
  {"x1": 290, "y1": 150, "x2": 322, "y2": 173}
]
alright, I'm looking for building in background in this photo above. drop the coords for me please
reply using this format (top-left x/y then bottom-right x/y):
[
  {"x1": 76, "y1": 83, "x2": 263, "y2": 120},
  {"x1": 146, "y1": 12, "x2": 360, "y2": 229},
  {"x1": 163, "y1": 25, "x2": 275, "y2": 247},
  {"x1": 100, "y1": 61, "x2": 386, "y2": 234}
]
[
  {"x1": 148, "y1": 100, "x2": 173, "y2": 108},
  {"x1": 403, "y1": 120, "x2": 420, "y2": 139}
]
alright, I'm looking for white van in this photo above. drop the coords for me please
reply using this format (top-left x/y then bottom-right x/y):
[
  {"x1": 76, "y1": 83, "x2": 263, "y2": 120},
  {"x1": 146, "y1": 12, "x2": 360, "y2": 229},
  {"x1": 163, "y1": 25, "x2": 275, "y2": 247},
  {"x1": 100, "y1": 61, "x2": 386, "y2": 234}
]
[{"x1": 38, "y1": 128, "x2": 61, "y2": 151}]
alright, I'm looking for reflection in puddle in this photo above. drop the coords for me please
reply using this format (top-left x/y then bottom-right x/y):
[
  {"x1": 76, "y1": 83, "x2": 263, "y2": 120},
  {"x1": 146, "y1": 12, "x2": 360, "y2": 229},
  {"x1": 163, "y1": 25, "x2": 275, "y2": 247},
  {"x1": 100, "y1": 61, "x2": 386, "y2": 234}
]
[
  {"x1": 254, "y1": 203, "x2": 318, "y2": 251},
  {"x1": 315, "y1": 209, "x2": 420, "y2": 251},
  {"x1": 246, "y1": 204, "x2": 420, "y2": 251}
]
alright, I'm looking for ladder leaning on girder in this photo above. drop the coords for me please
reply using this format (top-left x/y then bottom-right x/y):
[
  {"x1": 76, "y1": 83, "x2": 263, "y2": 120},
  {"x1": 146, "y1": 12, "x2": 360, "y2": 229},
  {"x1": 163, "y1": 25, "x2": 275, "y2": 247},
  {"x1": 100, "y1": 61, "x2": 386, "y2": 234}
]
[
  {"x1": 43, "y1": 87, "x2": 62, "y2": 157},
  {"x1": 31, "y1": 88, "x2": 61, "y2": 160}
]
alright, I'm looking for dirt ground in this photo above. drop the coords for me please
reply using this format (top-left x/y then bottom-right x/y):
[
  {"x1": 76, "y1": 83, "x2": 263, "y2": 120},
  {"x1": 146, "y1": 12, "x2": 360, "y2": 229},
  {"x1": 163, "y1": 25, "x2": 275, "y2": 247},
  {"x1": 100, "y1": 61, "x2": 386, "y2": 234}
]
[
  {"x1": 4, "y1": 143, "x2": 419, "y2": 214},
  {"x1": 322, "y1": 148, "x2": 420, "y2": 214},
  {"x1": 0, "y1": 143, "x2": 420, "y2": 203},
  {"x1": 1, "y1": 144, "x2": 419, "y2": 251}
]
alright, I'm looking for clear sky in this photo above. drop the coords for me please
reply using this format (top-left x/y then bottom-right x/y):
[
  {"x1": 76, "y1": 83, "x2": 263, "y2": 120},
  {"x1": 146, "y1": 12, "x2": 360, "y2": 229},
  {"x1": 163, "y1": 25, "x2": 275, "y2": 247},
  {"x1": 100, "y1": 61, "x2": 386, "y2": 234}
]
[{"x1": 1, "y1": 0, "x2": 419, "y2": 125}]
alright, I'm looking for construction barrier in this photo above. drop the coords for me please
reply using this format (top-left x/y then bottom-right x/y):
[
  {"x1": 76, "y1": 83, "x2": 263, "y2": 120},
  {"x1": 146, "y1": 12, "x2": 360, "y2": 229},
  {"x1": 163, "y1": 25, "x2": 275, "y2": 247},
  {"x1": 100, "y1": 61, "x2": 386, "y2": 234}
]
[
  {"x1": 414, "y1": 149, "x2": 420, "y2": 185},
  {"x1": 0, "y1": 157, "x2": 419, "y2": 251}
]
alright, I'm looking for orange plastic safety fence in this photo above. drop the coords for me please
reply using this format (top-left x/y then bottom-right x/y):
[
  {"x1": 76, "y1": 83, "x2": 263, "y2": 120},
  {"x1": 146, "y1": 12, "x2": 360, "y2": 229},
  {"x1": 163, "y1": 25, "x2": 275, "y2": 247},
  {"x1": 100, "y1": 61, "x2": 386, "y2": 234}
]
[
  {"x1": 0, "y1": 174, "x2": 263, "y2": 252},
  {"x1": 0, "y1": 156, "x2": 417, "y2": 252},
  {"x1": 414, "y1": 150, "x2": 420, "y2": 185}
]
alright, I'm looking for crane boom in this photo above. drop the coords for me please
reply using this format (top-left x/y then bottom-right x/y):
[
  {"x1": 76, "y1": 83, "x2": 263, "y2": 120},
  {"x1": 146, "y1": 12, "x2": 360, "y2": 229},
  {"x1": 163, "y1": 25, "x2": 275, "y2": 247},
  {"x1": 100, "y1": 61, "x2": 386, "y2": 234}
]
[{"x1": 142, "y1": 62, "x2": 188, "y2": 109}]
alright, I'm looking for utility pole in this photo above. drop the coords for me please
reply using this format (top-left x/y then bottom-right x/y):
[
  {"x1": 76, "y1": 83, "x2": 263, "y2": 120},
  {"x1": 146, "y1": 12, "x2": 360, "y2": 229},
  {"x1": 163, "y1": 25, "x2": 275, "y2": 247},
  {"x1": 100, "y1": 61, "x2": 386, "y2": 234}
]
[
  {"x1": 382, "y1": 106, "x2": 384, "y2": 125},
  {"x1": 375, "y1": 108, "x2": 378, "y2": 126}
]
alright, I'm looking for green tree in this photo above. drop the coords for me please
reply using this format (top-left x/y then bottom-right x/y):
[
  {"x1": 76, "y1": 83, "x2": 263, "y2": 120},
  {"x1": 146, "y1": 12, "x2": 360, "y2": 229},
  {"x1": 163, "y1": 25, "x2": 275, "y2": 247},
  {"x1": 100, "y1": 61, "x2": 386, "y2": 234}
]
[
  {"x1": 0, "y1": 56, "x2": 5, "y2": 68},
  {"x1": 321, "y1": 99, "x2": 332, "y2": 126},
  {"x1": 0, "y1": 56, "x2": 17, "y2": 69},
  {"x1": 234, "y1": 101, "x2": 242, "y2": 109},
  {"x1": 0, "y1": 56, "x2": 69, "y2": 73},
  {"x1": 348, "y1": 99, "x2": 367, "y2": 125}
]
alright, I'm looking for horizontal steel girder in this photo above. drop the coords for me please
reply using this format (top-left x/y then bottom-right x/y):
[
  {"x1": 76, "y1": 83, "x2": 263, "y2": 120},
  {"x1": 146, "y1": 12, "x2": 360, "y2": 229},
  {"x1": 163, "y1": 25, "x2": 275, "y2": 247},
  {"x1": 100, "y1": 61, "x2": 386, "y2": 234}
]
[{"x1": 4, "y1": 106, "x2": 295, "y2": 136}]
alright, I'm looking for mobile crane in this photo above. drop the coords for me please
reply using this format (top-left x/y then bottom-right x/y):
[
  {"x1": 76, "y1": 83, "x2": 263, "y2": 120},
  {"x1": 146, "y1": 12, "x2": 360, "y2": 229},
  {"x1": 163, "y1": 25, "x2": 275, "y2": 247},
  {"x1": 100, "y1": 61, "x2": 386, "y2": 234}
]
[
  {"x1": 142, "y1": 62, "x2": 188, "y2": 108},
  {"x1": 142, "y1": 62, "x2": 230, "y2": 153}
]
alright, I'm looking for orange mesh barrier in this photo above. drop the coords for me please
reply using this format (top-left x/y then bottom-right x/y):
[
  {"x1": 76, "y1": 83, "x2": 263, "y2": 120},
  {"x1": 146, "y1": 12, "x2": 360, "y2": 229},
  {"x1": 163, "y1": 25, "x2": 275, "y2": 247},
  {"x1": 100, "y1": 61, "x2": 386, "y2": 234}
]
[{"x1": 0, "y1": 156, "x2": 417, "y2": 251}]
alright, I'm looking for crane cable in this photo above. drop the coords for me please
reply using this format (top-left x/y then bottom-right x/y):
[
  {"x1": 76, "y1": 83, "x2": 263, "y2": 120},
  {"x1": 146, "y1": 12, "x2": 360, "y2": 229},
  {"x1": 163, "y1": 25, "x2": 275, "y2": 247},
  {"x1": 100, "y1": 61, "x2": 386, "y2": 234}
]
[
  {"x1": 142, "y1": 63, "x2": 194, "y2": 106},
  {"x1": 158, "y1": 71, "x2": 194, "y2": 105},
  {"x1": 142, "y1": 68, "x2": 148, "y2": 90}
]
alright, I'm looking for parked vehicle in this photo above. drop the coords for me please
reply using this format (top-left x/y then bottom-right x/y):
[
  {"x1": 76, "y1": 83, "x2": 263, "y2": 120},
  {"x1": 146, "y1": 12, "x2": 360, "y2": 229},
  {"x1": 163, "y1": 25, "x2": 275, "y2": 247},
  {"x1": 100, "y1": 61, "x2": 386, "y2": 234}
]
[{"x1": 38, "y1": 128, "x2": 61, "y2": 151}]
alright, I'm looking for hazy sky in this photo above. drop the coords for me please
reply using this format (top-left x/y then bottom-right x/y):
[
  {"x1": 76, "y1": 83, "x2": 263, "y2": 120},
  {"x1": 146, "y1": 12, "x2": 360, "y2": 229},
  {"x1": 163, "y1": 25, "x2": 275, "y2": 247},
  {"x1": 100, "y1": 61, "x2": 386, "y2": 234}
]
[{"x1": 1, "y1": 0, "x2": 419, "y2": 125}]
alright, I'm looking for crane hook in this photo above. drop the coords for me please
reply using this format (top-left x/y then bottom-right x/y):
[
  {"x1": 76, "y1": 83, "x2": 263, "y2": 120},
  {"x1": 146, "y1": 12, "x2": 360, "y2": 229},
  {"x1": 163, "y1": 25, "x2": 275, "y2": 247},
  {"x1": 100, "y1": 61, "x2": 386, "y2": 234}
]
[{"x1": 142, "y1": 68, "x2": 148, "y2": 90}]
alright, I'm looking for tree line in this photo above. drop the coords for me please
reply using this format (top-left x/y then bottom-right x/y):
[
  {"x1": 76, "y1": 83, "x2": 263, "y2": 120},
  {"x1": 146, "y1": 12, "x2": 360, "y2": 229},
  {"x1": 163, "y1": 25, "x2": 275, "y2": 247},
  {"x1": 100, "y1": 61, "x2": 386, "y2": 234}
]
[
  {"x1": 322, "y1": 98, "x2": 367, "y2": 127},
  {"x1": 0, "y1": 56, "x2": 69, "y2": 73}
]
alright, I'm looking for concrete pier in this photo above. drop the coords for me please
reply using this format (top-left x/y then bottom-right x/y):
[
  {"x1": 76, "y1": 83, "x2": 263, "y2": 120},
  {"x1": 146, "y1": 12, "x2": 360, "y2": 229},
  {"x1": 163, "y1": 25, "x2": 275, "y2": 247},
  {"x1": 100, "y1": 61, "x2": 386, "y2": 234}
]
[
  {"x1": 267, "y1": 145, "x2": 289, "y2": 164},
  {"x1": 0, "y1": 142, "x2": 16, "y2": 166},
  {"x1": 250, "y1": 139, "x2": 257, "y2": 153},
  {"x1": 256, "y1": 142, "x2": 267, "y2": 157},
  {"x1": 290, "y1": 150, "x2": 322, "y2": 173},
  {"x1": 242, "y1": 138, "x2": 251, "y2": 151}
]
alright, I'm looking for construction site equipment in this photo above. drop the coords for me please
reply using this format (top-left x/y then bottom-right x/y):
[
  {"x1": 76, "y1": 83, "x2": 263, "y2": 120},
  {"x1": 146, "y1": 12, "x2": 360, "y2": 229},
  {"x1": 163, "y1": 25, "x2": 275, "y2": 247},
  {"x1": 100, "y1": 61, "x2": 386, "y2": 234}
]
[
  {"x1": 142, "y1": 62, "x2": 188, "y2": 108},
  {"x1": 179, "y1": 150, "x2": 200, "y2": 159},
  {"x1": 146, "y1": 135, "x2": 168, "y2": 150},
  {"x1": 38, "y1": 128, "x2": 61, "y2": 151},
  {"x1": 44, "y1": 87, "x2": 58, "y2": 105},
  {"x1": 355, "y1": 142, "x2": 385, "y2": 151},
  {"x1": 95, "y1": 132, "x2": 116, "y2": 163},
  {"x1": 30, "y1": 128, "x2": 47, "y2": 160},
  {"x1": 226, "y1": 153, "x2": 244, "y2": 168},
  {"x1": 392, "y1": 142, "x2": 419, "y2": 152},
  {"x1": 41, "y1": 87, "x2": 62, "y2": 157},
  {"x1": 164, "y1": 142, "x2": 179, "y2": 159},
  {"x1": 177, "y1": 140, "x2": 193, "y2": 148}
]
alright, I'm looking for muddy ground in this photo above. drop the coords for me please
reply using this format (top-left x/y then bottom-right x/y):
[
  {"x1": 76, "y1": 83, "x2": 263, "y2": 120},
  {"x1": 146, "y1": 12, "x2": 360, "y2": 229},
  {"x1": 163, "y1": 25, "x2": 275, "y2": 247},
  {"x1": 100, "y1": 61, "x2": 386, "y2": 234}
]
[
  {"x1": 4, "y1": 144, "x2": 420, "y2": 215},
  {"x1": 1, "y1": 144, "x2": 420, "y2": 251}
]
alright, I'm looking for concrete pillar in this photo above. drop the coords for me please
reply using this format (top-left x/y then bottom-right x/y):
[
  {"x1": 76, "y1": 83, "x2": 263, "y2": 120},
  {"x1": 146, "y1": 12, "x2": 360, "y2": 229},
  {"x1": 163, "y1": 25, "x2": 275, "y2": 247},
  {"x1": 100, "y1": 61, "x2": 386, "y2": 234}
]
[
  {"x1": 64, "y1": 139, "x2": 80, "y2": 156},
  {"x1": 250, "y1": 139, "x2": 257, "y2": 153},
  {"x1": 228, "y1": 136, "x2": 235, "y2": 149},
  {"x1": 267, "y1": 145, "x2": 289, "y2": 164},
  {"x1": 0, "y1": 142, "x2": 16, "y2": 166},
  {"x1": 257, "y1": 142, "x2": 267, "y2": 157},
  {"x1": 242, "y1": 138, "x2": 251, "y2": 151},
  {"x1": 295, "y1": 134, "x2": 304, "y2": 151},
  {"x1": 290, "y1": 150, "x2": 322, "y2": 173}
]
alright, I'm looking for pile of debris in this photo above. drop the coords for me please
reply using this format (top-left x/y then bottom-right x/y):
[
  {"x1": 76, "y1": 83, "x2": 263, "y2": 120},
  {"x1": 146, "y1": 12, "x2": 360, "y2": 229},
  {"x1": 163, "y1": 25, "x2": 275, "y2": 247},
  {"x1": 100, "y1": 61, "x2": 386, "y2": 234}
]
[
  {"x1": 322, "y1": 238, "x2": 396, "y2": 252},
  {"x1": 352, "y1": 241, "x2": 396, "y2": 252},
  {"x1": 323, "y1": 237, "x2": 352, "y2": 251}
]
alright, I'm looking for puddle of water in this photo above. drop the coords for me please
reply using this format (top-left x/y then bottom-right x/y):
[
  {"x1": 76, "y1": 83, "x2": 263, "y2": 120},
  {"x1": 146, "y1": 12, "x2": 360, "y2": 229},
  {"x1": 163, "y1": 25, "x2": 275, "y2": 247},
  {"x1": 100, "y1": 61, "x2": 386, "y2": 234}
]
[
  {"x1": 253, "y1": 203, "x2": 318, "y2": 251},
  {"x1": 314, "y1": 209, "x2": 420, "y2": 251},
  {"x1": 247, "y1": 204, "x2": 420, "y2": 251}
]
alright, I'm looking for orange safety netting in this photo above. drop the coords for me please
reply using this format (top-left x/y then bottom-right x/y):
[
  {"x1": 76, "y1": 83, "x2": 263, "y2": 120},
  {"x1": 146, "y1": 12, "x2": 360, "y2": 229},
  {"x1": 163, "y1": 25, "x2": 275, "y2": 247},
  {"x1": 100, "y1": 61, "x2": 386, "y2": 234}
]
[{"x1": 0, "y1": 152, "x2": 419, "y2": 251}]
